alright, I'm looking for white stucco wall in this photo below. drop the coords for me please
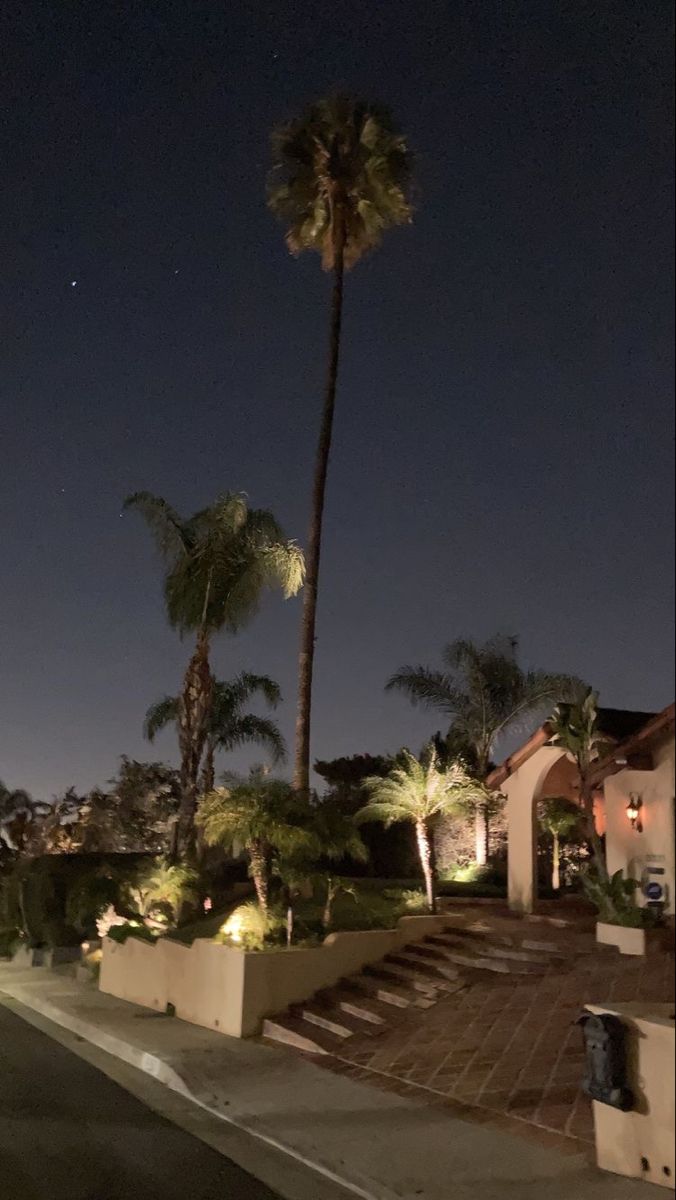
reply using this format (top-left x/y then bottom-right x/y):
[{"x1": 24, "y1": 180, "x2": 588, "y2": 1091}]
[
  {"x1": 100, "y1": 913, "x2": 447, "y2": 1038},
  {"x1": 604, "y1": 736, "x2": 675, "y2": 915}
]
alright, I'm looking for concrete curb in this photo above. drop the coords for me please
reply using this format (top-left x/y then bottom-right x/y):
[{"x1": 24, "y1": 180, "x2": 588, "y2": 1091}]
[{"x1": 0, "y1": 982, "x2": 390, "y2": 1200}]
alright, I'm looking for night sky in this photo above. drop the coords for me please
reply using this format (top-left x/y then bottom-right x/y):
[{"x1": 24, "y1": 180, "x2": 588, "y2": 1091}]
[{"x1": 1, "y1": 1, "x2": 673, "y2": 801}]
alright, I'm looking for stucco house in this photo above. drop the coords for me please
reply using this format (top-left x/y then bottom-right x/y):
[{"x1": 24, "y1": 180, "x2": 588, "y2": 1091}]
[{"x1": 486, "y1": 702, "x2": 676, "y2": 915}]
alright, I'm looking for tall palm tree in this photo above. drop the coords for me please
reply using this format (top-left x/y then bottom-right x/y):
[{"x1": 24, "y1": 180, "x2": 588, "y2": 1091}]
[
  {"x1": 144, "y1": 672, "x2": 286, "y2": 796},
  {"x1": 268, "y1": 95, "x2": 413, "y2": 794},
  {"x1": 125, "y1": 491, "x2": 303, "y2": 858},
  {"x1": 196, "y1": 772, "x2": 314, "y2": 914},
  {"x1": 387, "y1": 635, "x2": 583, "y2": 865},
  {"x1": 356, "y1": 746, "x2": 484, "y2": 913}
]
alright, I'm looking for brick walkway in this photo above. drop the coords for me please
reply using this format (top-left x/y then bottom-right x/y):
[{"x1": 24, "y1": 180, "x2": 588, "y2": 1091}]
[{"x1": 319, "y1": 911, "x2": 675, "y2": 1155}]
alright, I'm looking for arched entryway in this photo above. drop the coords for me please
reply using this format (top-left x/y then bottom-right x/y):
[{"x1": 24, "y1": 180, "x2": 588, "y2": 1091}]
[{"x1": 503, "y1": 745, "x2": 575, "y2": 912}]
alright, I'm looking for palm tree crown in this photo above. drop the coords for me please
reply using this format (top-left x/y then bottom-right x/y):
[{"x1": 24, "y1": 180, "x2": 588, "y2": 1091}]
[
  {"x1": 125, "y1": 491, "x2": 304, "y2": 637},
  {"x1": 197, "y1": 775, "x2": 311, "y2": 858},
  {"x1": 268, "y1": 94, "x2": 412, "y2": 270},
  {"x1": 357, "y1": 746, "x2": 482, "y2": 829},
  {"x1": 144, "y1": 673, "x2": 286, "y2": 763},
  {"x1": 388, "y1": 635, "x2": 583, "y2": 777},
  {"x1": 197, "y1": 772, "x2": 314, "y2": 912}
]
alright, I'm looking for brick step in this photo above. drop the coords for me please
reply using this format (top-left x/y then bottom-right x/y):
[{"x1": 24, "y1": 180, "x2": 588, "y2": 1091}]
[
  {"x1": 329, "y1": 986, "x2": 394, "y2": 1025},
  {"x1": 262, "y1": 1013, "x2": 341, "y2": 1055},
  {"x1": 343, "y1": 973, "x2": 437, "y2": 1011},
  {"x1": 363, "y1": 961, "x2": 441, "y2": 996},
  {"x1": 441, "y1": 935, "x2": 557, "y2": 967},
  {"x1": 390, "y1": 948, "x2": 462, "y2": 981},
  {"x1": 442, "y1": 923, "x2": 571, "y2": 958},
  {"x1": 423, "y1": 936, "x2": 546, "y2": 976},
  {"x1": 293, "y1": 999, "x2": 385, "y2": 1040},
  {"x1": 374, "y1": 955, "x2": 444, "y2": 993}
]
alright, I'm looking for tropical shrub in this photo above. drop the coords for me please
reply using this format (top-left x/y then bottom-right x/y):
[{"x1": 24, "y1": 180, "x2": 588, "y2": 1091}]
[
  {"x1": 215, "y1": 900, "x2": 286, "y2": 951},
  {"x1": 581, "y1": 867, "x2": 661, "y2": 928},
  {"x1": 107, "y1": 920, "x2": 157, "y2": 945}
]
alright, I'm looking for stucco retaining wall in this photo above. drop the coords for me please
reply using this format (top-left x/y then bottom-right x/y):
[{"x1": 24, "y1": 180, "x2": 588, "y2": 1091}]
[{"x1": 100, "y1": 913, "x2": 446, "y2": 1038}]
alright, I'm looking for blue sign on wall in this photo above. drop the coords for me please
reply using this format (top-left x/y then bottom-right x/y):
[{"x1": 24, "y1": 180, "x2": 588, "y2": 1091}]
[{"x1": 645, "y1": 881, "x2": 663, "y2": 901}]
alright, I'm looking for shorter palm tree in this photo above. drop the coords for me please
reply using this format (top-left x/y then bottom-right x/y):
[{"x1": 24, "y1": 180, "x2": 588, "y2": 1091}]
[
  {"x1": 196, "y1": 772, "x2": 314, "y2": 914},
  {"x1": 144, "y1": 673, "x2": 286, "y2": 796},
  {"x1": 275, "y1": 800, "x2": 368, "y2": 932},
  {"x1": 538, "y1": 797, "x2": 583, "y2": 891},
  {"x1": 356, "y1": 746, "x2": 485, "y2": 913}
]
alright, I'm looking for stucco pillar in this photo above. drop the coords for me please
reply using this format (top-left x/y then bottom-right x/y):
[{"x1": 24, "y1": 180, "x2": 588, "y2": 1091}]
[
  {"x1": 507, "y1": 790, "x2": 537, "y2": 913},
  {"x1": 504, "y1": 746, "x2": 565, "y2": 914}
]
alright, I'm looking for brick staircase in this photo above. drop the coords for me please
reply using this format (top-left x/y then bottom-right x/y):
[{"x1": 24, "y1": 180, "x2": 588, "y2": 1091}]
[{"x1": 262, "y1": 918, "x2": 576, "y2": 1056}]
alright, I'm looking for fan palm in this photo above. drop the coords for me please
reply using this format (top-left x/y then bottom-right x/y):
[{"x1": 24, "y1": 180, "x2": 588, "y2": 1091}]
[
  {"x1": 125, "y1": 491, "x2": 303, "y2": 858},
  {"x1": 144, "y1": 672, "x2": 285, "y2": 796},
  {"x1": 356, "y1": 746, "x2": 485, "y2": 913},
  {"x1": 538, "y1": 796, "x2": 583, "y2": 891},
  {"x1": 548, "y1": 689, "x2": 611, "y2": 881},
  {"x1": 0, "y1": 783, "x2": 48, "y2": 853},
  {"x1": 268, "y1": 94, "x2": 413, "y2": 794},
  {"x1": 196, "y1": 772, "x2": 315, "y2": 914},
  {"x1": 388, "y1": 635, "x2": 583, "y2": 865},
  {"x1": 0, "y1": 782, "x2": 34, "y2": 825}
]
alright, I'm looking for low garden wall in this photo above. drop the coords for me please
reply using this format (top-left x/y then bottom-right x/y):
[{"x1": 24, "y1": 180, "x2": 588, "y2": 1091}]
[{"x1": 100, "y1": 913, "x2": 447, "y2": 1038}]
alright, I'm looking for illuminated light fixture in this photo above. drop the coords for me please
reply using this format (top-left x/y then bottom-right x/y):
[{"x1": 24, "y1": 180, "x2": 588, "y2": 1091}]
[{"x1": 626, "y1": 795, "x2": 643, "y2": 832}]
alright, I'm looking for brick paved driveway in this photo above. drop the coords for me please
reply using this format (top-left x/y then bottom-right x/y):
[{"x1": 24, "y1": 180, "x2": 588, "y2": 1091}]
[{"x1": 321, "y1": 910, "x2": 675, "y2": 1155}]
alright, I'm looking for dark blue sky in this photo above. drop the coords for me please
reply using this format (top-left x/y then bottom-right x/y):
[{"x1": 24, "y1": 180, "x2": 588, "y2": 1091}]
[{"x1": 1, "y1": 1, "x2": 673, "y2": 799}]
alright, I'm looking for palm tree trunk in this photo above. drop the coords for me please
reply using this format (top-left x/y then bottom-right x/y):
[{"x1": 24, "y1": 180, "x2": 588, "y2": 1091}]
[
  {"x1": 474, "y1": 806, "x2": 488, "y2": 867},
  {"x1": 581, "y1": 779, "x2": 608, "y2": 883},
  {"x1": 552, "y1": 832, "x2": 560, "y2": 891},
  {"x1": 200, "y1": 739, "x2": 216, "y2": 796},
  {"x1": 174, "y1": 629, "x2": 213, "y2": 861},
  {"x1": 293, "y1": 212, "x2": 346, "y2": 794},
  {"x1": 474, "y1": 747, "x2": 490, "y2": 866},
  {"x1": 323, "y1": 876, "x2": 337, "y2": 931},
  {"x1": 249, "y1": 840, "x2": 269, "y2": 915},
  {"x1": 415, "y1": 820, "x2": 436, "y2": 914}
]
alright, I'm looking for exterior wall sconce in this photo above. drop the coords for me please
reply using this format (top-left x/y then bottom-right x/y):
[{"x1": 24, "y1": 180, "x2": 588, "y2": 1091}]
[{"x1": 626, "y1": 795, "x2": 643, "y2": 832}]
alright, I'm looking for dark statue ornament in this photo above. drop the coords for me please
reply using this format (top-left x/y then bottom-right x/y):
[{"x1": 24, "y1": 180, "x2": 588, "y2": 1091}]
[{"x1": 577, "y1": 1011, "x2": 634, "y2": 1111}]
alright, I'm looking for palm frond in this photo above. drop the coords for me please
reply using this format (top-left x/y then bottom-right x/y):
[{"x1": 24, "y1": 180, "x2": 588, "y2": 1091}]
[
  {"x1": 143, "y1": 696, "x2": 180, "y2": 742},
  {"x1": 357, "y1": 746, "x2": 475, "y2": 827},
  {"x1": 390, "y1": 636, "x2": 585, "y2": 777},
  {"x1": 386, "y1": 667, "x2": 465, "y2": 715},
  {"x1": 216, "y1": 714, "x2": 287, "y2": 764},
  {"x1": 124, "y1": 492, "x2": 190, "y2": 561}
]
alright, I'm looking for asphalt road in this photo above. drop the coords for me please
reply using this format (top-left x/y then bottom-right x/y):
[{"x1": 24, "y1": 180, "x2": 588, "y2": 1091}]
[{"x1": 0, "y1": 1004, "x2": 281, "y2": 1200}]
